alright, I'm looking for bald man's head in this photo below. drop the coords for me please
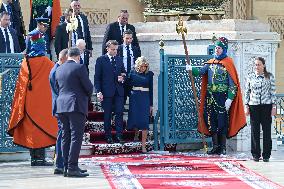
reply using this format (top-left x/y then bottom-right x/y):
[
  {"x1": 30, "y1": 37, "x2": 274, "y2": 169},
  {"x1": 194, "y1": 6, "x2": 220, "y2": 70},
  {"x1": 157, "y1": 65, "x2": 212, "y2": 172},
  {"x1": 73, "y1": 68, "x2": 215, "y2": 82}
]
[
  {"x1": 58, "y1": 49, "x2": 68, "y2": 65},
  {"x1": 76, "y1": 39, "x2": 86, "y2": 53}
]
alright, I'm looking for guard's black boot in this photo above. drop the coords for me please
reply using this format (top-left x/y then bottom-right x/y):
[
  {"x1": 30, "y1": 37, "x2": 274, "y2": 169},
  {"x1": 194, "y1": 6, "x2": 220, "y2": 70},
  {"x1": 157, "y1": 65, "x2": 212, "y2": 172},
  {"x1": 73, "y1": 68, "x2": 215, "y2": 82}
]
[
  {"x1": 30, "y1": 148, "x2": 53, "y2": 166},
  {"x1": 207, "y1": 134, "x2": 220, "y2": 155},
  {"x1": 219, "y1": 134, "x2": 227, "y2": 155}
]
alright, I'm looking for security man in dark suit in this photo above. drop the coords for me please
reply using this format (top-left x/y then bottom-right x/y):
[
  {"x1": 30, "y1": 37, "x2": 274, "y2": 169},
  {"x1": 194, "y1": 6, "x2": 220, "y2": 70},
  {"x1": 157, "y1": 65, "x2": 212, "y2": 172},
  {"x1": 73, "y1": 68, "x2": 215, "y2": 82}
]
[
  {"x1": 70, "y1": 0, "x2": 93, "y2": 62},
  {"x1": 54, "y1": 8, "x2": 73, "y2": 58},
  {"x1": 95, "y1": 40, "x2": 126, "y2": 144},
  {"x1": 0, "y1": 11, "x2": 20, "y2": 53},
  {"x1": 56, "y1": 47, "x2": 93, "y2": 177},
  {"x1": 102, "y1": 10, "x2": 140, "y2": 55},
  {"x1": 49, "y1": 49, "x2": 68, "y2": 174},
  {"x1": 0, "y1": 0, "x2": 25, "y2": 51},
  {"x1": 117, "y1": 29, "x2": 141, "y2": 104}
]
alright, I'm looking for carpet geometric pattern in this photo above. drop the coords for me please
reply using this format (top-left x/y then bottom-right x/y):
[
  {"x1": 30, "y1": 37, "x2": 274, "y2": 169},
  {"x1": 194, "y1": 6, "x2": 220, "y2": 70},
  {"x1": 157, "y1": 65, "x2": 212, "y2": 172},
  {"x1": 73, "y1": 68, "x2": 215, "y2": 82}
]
[{"x1": 80, "y1": 153, "x2": 283, "y2": 189}]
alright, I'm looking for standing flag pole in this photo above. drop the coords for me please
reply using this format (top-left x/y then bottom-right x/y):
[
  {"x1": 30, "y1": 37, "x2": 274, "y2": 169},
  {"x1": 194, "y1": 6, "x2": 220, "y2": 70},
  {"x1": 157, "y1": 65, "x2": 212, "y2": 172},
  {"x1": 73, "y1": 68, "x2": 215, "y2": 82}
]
[{"x1": 176, "y1": 16, "x2": 207, "y2": 152}]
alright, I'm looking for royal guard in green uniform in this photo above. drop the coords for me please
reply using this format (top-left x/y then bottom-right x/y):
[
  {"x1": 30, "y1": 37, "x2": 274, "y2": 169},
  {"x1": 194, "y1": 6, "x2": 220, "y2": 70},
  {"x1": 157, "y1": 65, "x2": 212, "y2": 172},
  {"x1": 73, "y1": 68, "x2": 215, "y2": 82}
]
[{"x1": 186, "y1": 37, "x2": 247, "y2": 155}]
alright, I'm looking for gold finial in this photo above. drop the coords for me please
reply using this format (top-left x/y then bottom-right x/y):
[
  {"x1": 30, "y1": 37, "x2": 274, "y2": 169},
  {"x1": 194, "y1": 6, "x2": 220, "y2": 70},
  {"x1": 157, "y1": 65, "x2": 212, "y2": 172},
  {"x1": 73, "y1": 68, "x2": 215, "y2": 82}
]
[
  {"x1": 211, "y1": 34, "x2": 218, "y2": 43},
  {"x1": 203, "y1": 144, "x2": 208, "y2": 153},
  {"x1": 159, "y1": 35, "x2": 165, "y2": 49},
  {"x1": 66, "y1": 11, "x2": 78, "y2": 33},
  {"x1": 176, "y1": 15, "x2": 187, "y2": 35}
]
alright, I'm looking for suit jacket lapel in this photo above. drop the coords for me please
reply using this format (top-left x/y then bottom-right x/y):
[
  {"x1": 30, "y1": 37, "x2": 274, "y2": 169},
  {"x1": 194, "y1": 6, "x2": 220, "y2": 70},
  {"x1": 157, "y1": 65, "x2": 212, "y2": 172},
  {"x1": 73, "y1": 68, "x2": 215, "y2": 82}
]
[
  {"x1": 118, "y1": 45, "x2": 123, "y2": 57},
  {"x1": 0, "y1": 4, "x2": 5, "y2": 12},
  {"x1": 0, "y1": 29, "x2": 6, "y2": 52}
]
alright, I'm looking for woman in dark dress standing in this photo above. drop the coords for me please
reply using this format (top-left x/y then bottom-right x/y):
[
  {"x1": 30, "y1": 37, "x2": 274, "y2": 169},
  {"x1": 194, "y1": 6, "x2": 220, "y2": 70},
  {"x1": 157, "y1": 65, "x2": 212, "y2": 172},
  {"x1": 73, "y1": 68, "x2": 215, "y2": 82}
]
[{"x1": 127, "y1": 56, "x2": 154, "y2": 153}]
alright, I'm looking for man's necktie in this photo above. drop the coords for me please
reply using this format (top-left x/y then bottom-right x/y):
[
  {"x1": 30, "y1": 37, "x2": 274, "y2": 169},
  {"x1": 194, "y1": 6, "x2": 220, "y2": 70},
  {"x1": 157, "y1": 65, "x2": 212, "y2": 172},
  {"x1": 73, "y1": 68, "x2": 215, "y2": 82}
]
[
  {"x1": 111, "y1": 56, "x2": 116, "y2": 71},
  {"x1": 72, "y1": 31, "x2": 77, "y2": 47},
  {"x1": 4, "y1": 28, "x2": 11, "y2": 53},
  {"x1": 121, "y1": 25, "x2": 124, "y2": 36},
  {"x1": 80, "y1": 54, "x2": 84, "y2": 64},
  {"x1": 126, "y1": 45, "x2": 131, "y2": 73}
]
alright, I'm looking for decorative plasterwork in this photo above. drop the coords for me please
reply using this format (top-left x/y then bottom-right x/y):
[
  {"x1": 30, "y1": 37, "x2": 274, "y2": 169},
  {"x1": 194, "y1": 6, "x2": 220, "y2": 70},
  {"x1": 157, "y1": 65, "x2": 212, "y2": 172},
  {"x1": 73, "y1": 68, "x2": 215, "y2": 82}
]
[
  {"x1": 268, "y1": 16, "x2": 284, "y2": 39},
  {"x1": 235, "y1": 0, "x2": 248, "y2": 19},
  {"x1": 255, "y1": 0, "x2": 284, "y2": 2},
  {"x1": 221, "y1": 0, "x2": 233, "y2": 19},
  {"x1": 62, "y1": 8, "x2": 110, "y2": 25},
  {"x1": 243, "y1": 43, "x2": 271, "y2": 54},
  {"x1": 230, "y1": 42, "x2": 242, "y2": 55},
  {"x1": 84, "y1": 9, "x2": 110, "y2": 25}
]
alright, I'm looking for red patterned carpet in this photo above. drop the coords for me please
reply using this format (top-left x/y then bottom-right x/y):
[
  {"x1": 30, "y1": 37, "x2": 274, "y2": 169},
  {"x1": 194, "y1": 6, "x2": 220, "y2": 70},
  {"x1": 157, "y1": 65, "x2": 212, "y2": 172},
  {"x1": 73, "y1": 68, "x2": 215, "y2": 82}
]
[{"x1": 80, "y1": 153, "x2": 283, "y2": 189}]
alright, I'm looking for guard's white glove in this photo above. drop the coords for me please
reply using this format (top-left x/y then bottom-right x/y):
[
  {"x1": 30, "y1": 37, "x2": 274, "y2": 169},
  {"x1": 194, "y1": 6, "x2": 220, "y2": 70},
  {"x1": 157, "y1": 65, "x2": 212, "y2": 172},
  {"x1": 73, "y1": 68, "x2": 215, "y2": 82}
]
[
  {"x1": 225, "y1": 99, "x2": 233, "y2": 111},
  {"x1": 185, "y1": 64, "x2": 192, "y2": 71},
  {"x1": 45, "y1": 6, "x2": 52, "y2": 17}
]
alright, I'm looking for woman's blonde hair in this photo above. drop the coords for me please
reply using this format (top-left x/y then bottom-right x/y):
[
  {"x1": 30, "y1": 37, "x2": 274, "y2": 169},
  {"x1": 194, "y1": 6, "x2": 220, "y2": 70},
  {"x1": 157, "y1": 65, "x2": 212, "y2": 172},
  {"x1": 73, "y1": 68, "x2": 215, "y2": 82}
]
[{"x1": 135, "y1": 56, "x2": 149, "y2": 73}]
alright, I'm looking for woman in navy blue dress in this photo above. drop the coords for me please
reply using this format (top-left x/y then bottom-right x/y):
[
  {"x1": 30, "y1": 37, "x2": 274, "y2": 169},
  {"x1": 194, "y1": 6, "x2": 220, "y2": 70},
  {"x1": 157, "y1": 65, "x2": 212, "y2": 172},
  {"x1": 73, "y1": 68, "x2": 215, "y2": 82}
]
[{"x1": 127, "y1": 56, "x2": 153, "y2": 153}]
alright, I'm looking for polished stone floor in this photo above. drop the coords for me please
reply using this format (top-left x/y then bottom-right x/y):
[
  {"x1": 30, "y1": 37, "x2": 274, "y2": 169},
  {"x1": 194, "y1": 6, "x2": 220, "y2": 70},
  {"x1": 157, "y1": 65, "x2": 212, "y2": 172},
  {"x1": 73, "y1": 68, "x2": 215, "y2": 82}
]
[{"x1": 0, "y1": 146, "x2": 283, "y2": 189}]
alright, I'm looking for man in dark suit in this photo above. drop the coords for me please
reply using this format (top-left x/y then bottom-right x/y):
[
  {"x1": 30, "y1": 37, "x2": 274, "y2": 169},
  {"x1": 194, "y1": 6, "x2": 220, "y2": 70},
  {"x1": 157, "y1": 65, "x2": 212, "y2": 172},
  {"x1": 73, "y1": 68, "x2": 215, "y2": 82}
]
[
  {"x1": 49, "y1": 49, "x2": 68, "y2": 174},
  {"x1": 76, "y1": 39, "x2": 90, "y2": 74},
  {"x1": 56, "y1": 47, "x2": 93, "y2": 177},
  {"x1": 102, "y1": 10, "x2": 140, "y2": 55},
  {"x1": 0, "y1": 0, "x2": 25, "y2": 51},
  {"x1": 0, "y1": 11, "x2": 20, "y2": 53},
  {"x1": 54, "y1": 8, "x2": 72, "y2": 58},
  {"x1": 95, "y1": 40, "x2": 126, "y2": 144},
  {"x1": 117, "y1": 29, "x2": 141, "y2": 104},
  {"x1": 70, "y1": 0, "x2": 93, "y2": 62}
]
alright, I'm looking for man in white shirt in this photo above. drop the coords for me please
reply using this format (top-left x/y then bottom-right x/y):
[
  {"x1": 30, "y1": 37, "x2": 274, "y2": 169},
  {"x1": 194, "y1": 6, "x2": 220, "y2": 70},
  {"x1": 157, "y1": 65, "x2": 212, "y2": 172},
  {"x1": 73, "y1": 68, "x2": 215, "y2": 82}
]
[
  {"x1": 0, "y1": 0, "x2": 25, "y2": 51},
  {"x1": 117, "y1": 29, "x2": 141, "y2": 104},
  {"x1": 76, "y1": 38, "x2": 89, "y2": 73},
  {"x1": 70, "y1": 0, "x2": 93, "y2": 60},
  {"x1": 102, "y1": 10, "x2": 140, "y2": 55},
  {"x1": 0, "y1": 11, "x2": 20, "y2": 53}
]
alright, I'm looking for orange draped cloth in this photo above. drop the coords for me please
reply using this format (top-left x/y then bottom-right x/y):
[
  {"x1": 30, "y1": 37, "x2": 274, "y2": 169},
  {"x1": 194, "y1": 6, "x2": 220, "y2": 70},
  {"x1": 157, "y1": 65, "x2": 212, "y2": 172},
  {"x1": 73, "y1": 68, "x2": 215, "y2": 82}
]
[
  {"x1": 198, "y1": 57, "x2": 247, "y2": 138},
  {"x1": 8, "y1": 56, "x2": 58, "y2": 149},
  {"x1": 50, "y1": 0, "x2": 61, "y2": 37}
]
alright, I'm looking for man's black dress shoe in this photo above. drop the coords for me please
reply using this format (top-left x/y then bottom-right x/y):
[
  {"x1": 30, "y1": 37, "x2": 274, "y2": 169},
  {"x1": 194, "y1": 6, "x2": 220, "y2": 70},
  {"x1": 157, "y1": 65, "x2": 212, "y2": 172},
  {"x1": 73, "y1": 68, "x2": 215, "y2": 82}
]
[
  {"x1": 253, "y1": 157, "x2": 259, "y2": 162},
  {"x1": 63, "y1": 168, "x2": 68, "y2": 177},
  {"x1": 67, "y1": 170, "x2": 89, "y2": 177},
  {"x1": 78, "y1": 167, "x2": 87, "y2": 173},
  {"x1": 263, "y1": 158, "x2": 269, "y2": 162},
  {"x1": 54, "y1": 167, "x2": 64, "y2": 174},
  {"x1": 114, "y1": 137, "x2": 125, "y2": 144},
  {"x1": 106, "y1": 138, "x2": 114, "y2": 144}
]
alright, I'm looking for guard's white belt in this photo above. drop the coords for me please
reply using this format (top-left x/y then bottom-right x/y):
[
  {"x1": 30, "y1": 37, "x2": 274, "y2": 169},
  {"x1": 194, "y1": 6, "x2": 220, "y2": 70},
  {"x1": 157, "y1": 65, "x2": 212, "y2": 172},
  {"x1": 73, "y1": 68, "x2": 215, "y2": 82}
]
[{"x1": 132, "y1": 87, "x2": 149, "y2": 91}]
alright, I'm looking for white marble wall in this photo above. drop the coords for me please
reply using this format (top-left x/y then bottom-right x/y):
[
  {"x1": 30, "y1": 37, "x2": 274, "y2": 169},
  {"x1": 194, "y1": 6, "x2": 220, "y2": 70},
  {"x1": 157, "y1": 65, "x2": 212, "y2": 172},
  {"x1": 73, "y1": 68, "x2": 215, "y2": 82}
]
[{"x1": 90, "y1": 19, "x2": 280, "y2": 152}]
